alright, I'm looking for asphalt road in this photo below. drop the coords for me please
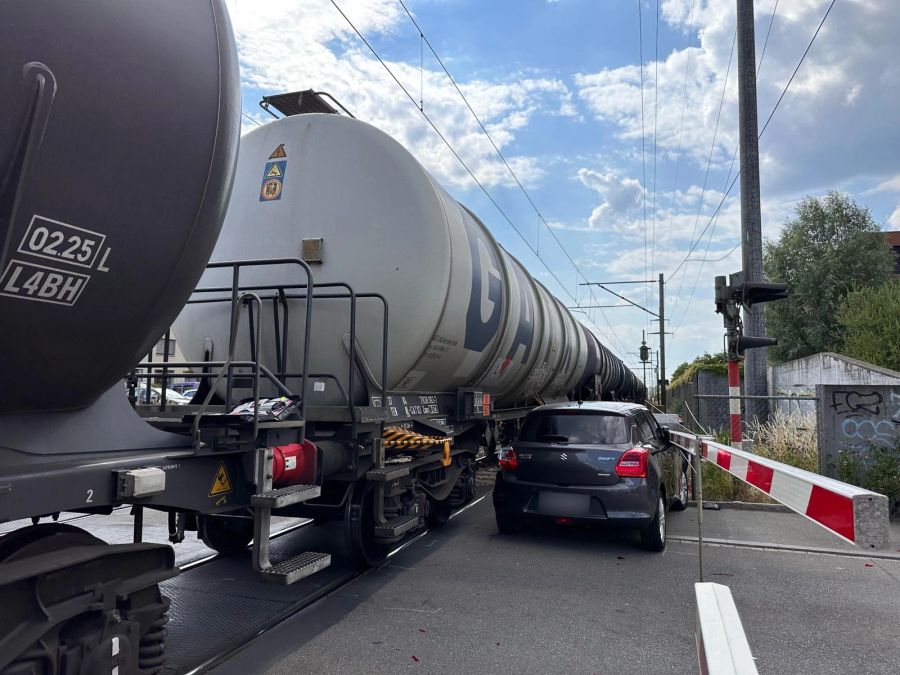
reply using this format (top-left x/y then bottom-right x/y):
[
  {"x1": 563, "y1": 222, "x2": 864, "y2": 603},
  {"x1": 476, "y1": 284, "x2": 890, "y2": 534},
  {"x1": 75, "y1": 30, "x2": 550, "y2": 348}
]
[{"x1": 212, "y1": 497, "x2": 900, "y2": 675}]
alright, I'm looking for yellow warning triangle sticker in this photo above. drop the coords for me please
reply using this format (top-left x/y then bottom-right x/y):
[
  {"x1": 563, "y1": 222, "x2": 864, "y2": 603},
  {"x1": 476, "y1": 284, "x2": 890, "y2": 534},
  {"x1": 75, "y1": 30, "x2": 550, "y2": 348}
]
[
  {"x1": 269, "y1": 144, "x2": 287, "y2": 159},
  {"x1": 209, "y1": 462, "x2": 233, "y2": 496},
  {"x1": 266, "y1": 163, "x2": 282, "y2": 178}
]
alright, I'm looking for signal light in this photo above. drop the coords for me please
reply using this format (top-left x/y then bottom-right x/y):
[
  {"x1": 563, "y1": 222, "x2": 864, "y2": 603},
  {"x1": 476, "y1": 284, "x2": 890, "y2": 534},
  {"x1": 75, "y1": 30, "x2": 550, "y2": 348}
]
[
  {"x1": 497, "y1": 446, "x2": 518, "y2": 471},
  {"x1": 615, "y1": 447, "x2": 649, "y2": 478},
  {"x1": 736, "y1": 335, "x2": 778, "y2": 354},
  {"x1": 739, "y1": 281, "x2": 788, "y2": 307}
]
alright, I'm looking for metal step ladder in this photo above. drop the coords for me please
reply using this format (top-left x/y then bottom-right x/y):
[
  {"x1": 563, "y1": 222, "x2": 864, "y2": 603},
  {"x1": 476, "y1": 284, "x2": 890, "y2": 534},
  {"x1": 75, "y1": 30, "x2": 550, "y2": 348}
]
[{"x1": 251, "y1": 446, "x2": 331, "y2": 584}]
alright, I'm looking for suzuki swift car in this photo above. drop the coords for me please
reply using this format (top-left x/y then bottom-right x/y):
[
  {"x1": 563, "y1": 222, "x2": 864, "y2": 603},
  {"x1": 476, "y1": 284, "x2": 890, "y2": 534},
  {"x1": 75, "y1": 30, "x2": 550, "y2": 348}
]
[{"x1": 492, "y1": 401, "x2": 688, "y2": 551}]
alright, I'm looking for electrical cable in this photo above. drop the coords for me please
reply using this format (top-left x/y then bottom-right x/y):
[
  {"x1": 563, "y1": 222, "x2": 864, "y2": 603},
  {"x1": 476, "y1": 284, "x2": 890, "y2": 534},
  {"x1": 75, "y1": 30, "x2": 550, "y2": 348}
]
[
  {"x1": 666, "y1": 0, "x2": 835, "y2": 284},
  {"x1": 392, "y1": 0, "x2": 632, "y2": 357}
]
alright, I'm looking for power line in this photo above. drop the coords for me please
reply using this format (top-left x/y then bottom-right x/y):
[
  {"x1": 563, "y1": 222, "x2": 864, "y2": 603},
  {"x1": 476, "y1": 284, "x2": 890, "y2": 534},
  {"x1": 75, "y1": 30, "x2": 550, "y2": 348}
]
[
  {"x1": 672, "y1": 2, "x2": 780, "y2": 329},
  {"x1": 660, "y1": 0, "x2": 697, "y2": 271},
  {"x1": 757, "y1": 0, "x2": 779, "y2": 76},
  {"x1": 650, "y1": 0, "x2": 660, "y2": 324},
  {"x1": 759, "y1": 0, "x2": 836, "y2": 138},
  {"x1": 686, "y1": 241, "x2": 740, "y2": 263},
  {"x1": 393, "y1": 0, "x2": 632, "y2": 357},
  {"x1": 332, "y1": 0, "x2": 632, "y2": 357},
  {"x1": 242, "y1": 111, "x2": 262, "y2": 127},
  {"x1": 670, "y1": 26, "x2": 736, "y2": 315},
  {"x1": 666, "y1": 0, "x2": 835, "y2": 284},
  {"x1": 637, "y1": 0, "x2": 648, "y2": 312}
]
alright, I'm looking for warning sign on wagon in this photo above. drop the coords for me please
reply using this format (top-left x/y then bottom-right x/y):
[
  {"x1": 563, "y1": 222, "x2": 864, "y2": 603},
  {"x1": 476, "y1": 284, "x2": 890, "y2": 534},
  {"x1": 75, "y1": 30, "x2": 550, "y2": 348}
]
[
  {"x1": 208, "y1": 462, "x2": 233, "y2": 497},
  {"x1": 259, "y1": 159, "x2": 287, "y2": 202}
]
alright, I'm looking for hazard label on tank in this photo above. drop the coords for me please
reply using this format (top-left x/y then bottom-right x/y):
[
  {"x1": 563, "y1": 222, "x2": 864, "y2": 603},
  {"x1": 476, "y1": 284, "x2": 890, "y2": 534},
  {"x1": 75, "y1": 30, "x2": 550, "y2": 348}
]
[
  {"x1": 208, "y1": 462, "x2": 233, "y2": 497},
  {"x1": 269, "y1": 144, "x2": 287, "y2": 159},
  {"x1": 260, "y1": 160, "x2": 287, "y2": 201}
]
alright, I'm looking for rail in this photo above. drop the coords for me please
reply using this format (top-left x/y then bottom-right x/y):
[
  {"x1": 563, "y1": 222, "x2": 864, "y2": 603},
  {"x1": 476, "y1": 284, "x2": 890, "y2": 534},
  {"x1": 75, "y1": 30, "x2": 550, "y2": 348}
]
[{"x1": 668, "y1": 429, "x2": 890, "y2": 549}]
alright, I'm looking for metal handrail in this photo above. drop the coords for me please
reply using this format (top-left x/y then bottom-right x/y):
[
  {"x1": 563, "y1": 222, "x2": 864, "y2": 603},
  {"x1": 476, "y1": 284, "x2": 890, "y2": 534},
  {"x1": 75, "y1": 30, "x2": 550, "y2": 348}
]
[{"x1": 192, "y1": 292, "x2": 263, "y2": 449}]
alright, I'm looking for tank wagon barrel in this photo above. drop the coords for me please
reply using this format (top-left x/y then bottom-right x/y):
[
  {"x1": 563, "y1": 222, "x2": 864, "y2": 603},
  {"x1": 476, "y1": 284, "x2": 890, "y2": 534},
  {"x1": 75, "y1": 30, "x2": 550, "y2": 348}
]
[{"x1": 175, "y1": 109, "x2": 646, "y2": 410}]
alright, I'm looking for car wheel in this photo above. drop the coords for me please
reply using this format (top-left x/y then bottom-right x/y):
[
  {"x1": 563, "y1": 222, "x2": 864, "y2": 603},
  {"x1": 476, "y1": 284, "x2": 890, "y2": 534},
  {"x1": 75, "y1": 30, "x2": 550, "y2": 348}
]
[
  {"x1": 640, "y1": 493, "x2": 666, "y2": 552},
  {"x1": 670, "y1": 465, "x2": 689, "y2": 512},
  {"x1": 495, "y1": 508, "x2": 524, "y2": 535}
]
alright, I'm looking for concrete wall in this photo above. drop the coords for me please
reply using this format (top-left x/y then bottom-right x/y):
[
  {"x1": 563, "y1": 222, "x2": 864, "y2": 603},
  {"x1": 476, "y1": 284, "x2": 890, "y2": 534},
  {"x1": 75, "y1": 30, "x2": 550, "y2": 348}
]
[{"x1": 768, "y1": 352, "x2": 900, "y2": 415}]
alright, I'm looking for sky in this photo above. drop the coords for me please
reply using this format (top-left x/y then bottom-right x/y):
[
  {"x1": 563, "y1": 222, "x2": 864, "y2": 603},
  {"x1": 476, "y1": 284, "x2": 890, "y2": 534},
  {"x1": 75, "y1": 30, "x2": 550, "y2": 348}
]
[{"x1": 225, "y1": 0, "x2": 900, "y2": 386}]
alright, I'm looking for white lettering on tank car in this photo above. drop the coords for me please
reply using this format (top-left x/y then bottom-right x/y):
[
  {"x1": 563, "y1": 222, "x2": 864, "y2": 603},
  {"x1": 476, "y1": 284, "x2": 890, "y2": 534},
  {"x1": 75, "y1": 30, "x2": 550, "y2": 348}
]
[
  {"x1": 0, "y1": 259, "x2": 90, "y2": 306},
  {"x1": 17, "y1": 214, "x2": 108, "y2": 269}
]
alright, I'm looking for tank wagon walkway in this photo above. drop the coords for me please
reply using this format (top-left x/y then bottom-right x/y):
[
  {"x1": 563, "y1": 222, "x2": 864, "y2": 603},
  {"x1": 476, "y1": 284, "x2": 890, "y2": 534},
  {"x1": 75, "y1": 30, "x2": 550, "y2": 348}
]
[{"x1": 212, "y1": 496, "x2": 900, "y2": 675}]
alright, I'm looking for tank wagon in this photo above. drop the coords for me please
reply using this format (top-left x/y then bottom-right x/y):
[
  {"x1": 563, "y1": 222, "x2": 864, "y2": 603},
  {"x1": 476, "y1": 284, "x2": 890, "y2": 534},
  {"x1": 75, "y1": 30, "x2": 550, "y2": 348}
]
[
  {"x1": 172, "y1": 97, "x2": 646, "y2": 564},
  {"x1": 0, "y1": 2, "x2": 644, "y2": 671}
]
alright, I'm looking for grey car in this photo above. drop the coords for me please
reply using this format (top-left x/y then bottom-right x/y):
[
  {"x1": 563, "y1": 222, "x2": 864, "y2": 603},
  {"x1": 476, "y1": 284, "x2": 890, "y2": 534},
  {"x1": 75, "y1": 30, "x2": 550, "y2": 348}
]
[{"x1": 492, "y1": 401, "x2": 689, "y2": 551}]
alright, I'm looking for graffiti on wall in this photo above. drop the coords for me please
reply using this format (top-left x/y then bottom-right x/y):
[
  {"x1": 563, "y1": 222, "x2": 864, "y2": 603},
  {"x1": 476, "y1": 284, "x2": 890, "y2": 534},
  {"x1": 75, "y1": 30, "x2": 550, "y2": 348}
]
[{"x1": 818, "y1": 385, "x2": 900, "y2": 476}]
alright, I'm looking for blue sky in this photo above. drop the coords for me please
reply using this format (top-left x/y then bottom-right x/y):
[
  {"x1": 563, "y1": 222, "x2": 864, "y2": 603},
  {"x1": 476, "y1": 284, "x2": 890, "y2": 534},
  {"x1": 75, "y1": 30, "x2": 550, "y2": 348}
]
[{"x1": 227, "y1": 0, "x2": 900, "y2": 384}]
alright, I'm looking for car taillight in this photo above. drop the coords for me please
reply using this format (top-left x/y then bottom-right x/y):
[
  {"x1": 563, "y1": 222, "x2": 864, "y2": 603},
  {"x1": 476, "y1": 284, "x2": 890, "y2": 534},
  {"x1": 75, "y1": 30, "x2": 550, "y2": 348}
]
[
  {"x1": 497, "y1": 446, "x2": 518, "y2": 471},
  {"x1": 615, "y1": 447, "x2": 649, "y2": 478}
]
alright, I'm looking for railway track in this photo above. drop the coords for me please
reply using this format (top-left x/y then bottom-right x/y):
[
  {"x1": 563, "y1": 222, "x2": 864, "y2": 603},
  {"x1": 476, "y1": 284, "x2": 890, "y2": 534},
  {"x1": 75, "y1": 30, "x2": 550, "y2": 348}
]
[{"x1": 168, "y1": 491, "x2": 492, "y2": 675}]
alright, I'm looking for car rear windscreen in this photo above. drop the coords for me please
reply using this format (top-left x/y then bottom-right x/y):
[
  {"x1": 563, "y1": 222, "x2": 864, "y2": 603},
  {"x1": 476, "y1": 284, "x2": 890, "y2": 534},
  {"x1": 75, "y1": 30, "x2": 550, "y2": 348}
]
[{"x1": 519, "y1": 412, "x2": 629, "y2": 445}]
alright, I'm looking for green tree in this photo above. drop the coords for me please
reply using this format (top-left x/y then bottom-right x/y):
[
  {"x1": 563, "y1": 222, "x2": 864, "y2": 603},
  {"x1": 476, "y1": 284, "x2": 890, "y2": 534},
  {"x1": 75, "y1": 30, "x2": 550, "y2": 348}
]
[
  {"x1": 669, "y1": 352, "x2": 730, "y2": 387},
  {"x1": 837, "y1": 279, "x2": 900, "y2": 371},
  {"x1": 763, "y1": 192, "x2": 895, "y2": 362}
]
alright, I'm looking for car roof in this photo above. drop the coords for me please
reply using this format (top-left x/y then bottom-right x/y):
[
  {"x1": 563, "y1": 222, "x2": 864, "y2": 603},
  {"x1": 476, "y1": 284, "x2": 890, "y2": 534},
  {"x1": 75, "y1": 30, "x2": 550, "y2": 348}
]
[{"x1": 530, "y1": 401, "x2": 647, "y2": 415}]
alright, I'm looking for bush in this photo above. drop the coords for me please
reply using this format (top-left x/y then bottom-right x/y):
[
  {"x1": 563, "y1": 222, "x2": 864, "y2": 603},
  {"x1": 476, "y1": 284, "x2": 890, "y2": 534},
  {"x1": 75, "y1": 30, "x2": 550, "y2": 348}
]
[
  {"x1": 836, "y1": 444, "x2": 900, "y2": 517},
  {"x1": 745, "y1": 409, "x2": 818, "y2": 473},
  {"x1": 696, "y1": 414, "x2": 818, "y2": 503}
]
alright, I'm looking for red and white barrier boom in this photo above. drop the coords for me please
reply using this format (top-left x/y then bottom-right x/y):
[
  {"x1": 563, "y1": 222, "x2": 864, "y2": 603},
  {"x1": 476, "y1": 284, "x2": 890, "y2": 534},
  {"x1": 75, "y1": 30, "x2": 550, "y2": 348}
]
[{"x1": 669, "y1": 430, "x2": 890, "y2": 549}]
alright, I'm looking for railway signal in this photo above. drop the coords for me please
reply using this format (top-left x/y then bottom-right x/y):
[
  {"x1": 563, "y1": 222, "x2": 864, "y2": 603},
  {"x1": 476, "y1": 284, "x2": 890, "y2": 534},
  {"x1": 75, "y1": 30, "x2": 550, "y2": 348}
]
[{"x1": 714, "y1": 272, "x2": 788, "y2": 447}]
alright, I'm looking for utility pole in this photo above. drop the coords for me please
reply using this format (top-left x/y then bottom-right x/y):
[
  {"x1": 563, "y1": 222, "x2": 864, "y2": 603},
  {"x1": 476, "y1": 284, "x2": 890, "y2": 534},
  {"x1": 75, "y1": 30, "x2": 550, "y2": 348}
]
[
  {"x1": 736, "y1": 0, "x2": 767, "y2": 422},
  {"x1": 658, "y1": 273, "x2": 667, "y2": 411},
  {"x1": 639, "y1": 330, "x2": 649, "y2": 395}
]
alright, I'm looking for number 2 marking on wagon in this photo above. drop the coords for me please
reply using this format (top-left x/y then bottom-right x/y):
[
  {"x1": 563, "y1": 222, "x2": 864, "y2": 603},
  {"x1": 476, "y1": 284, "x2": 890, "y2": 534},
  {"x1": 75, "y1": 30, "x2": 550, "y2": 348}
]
[{"x1": 85, "y1": 489, "x2": 94, "y2": 503}]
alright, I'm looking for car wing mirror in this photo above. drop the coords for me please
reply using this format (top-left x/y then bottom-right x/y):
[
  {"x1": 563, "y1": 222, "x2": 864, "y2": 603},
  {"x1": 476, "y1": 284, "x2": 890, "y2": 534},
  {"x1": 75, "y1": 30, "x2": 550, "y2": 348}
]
[{"x1": 656, "y1": 426, "x2": 669, "y2": 442}]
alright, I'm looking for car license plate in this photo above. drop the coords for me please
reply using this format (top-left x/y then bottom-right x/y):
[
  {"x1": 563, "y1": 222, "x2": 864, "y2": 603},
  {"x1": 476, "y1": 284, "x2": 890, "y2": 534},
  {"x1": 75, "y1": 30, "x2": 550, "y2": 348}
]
[{"x1": 538, "y1": 491, "x2": 590, "y2": 516}]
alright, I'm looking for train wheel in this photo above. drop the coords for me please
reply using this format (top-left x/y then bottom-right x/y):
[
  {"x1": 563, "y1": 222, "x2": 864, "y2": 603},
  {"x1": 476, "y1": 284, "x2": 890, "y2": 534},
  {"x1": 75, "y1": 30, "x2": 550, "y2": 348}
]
[
  {"x1": 0, "y1": 522, "x2": 104, "y2": 561},
  {"x1": 199, "y1": 514, "x2": 253, "y2": 555},
  {"x1": 345, "y1": 480, "x2": 389, "y2": 568},
  {"x1": 0, "y1": 524, "x2": 173, "y2": 675}
]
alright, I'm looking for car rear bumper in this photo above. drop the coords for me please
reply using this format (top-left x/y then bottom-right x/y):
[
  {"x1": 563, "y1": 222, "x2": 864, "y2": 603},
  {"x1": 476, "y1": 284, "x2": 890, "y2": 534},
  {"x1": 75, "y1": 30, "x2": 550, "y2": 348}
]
[{"x1": 493, "y1": 471, "x2": 657, "y2": 528}]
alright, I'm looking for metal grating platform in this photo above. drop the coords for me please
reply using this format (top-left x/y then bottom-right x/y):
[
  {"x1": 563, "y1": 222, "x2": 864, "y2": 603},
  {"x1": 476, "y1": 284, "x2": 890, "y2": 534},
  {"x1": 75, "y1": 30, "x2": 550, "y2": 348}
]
[
  {"x1": 252, "y1": 484, "x2": 320, "y2": 508},
  {"x1": 260, "y1": 551, "x2": 332, "y2": 585},
  {"x1": 374, "y1": 513, "x2": 419, "y2": 538}
]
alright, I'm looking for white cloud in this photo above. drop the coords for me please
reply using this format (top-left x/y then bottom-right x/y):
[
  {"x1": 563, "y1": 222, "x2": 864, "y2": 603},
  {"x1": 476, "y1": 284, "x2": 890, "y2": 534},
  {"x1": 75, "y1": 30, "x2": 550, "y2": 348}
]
[
  {"x1": 225, "y1": 0, "x2": 572, "y2": 190},
  {"x1": 574, "y1": 0, "x2": 900, "y2": 195},
  {"x1": 875, "y1": 174, "x2": 900, "y2": 193},
  {"x1": 888, "y1": 206, "x2": 900, "y2": 228}
]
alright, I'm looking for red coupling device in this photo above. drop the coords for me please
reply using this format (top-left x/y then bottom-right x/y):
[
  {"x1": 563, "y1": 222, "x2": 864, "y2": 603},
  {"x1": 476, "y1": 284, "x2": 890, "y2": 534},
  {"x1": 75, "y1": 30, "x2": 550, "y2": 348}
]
[{"x1": 272, "y1": 439, "x2": 317, "y2": 486}]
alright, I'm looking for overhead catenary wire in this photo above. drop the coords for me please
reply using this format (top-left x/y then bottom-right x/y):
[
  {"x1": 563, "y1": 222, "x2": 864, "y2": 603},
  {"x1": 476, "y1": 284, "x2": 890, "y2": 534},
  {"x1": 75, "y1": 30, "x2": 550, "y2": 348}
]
[
  {"x1": 672, "y1": 0, "x2": 779, "y2": 332},
  {"x1": 666, "y1": 0, "x2": 831, "y2": 285},
  {"x1": 637, "y1": 0, "x2": 649, "y2": 315},
  {"x1": 649, "y1": 0, "x2": 660, "y2": 330},
  {"x1": 669, "y1": 26, "x2": 736, "y2": 317},
  {"x1": 332, "y1": 0, "x2": 633, "y2": 358},
  {"x1": 660, "y1": 0, "x2": 697, "y2": 275},
  {"x1": 242, "y1": 111, "x2": 262, "y2": 127},
  {"x1": 393, "y1": 0, "x2": 632, "y2": 358}
]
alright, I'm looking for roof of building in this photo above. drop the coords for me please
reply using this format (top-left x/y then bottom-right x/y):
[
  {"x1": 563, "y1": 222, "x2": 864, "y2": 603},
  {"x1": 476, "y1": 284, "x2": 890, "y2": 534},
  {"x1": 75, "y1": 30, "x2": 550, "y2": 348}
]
[{"x1": 883, "y1": 230, "x2": 900, "y2": 247}]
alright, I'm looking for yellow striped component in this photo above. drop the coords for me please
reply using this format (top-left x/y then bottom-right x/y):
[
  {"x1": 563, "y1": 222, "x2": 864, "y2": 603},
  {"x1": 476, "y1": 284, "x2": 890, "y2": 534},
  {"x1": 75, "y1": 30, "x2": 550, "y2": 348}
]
[{"x1": 383, "y1": 426, "x2": 453, "y2": 467}]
